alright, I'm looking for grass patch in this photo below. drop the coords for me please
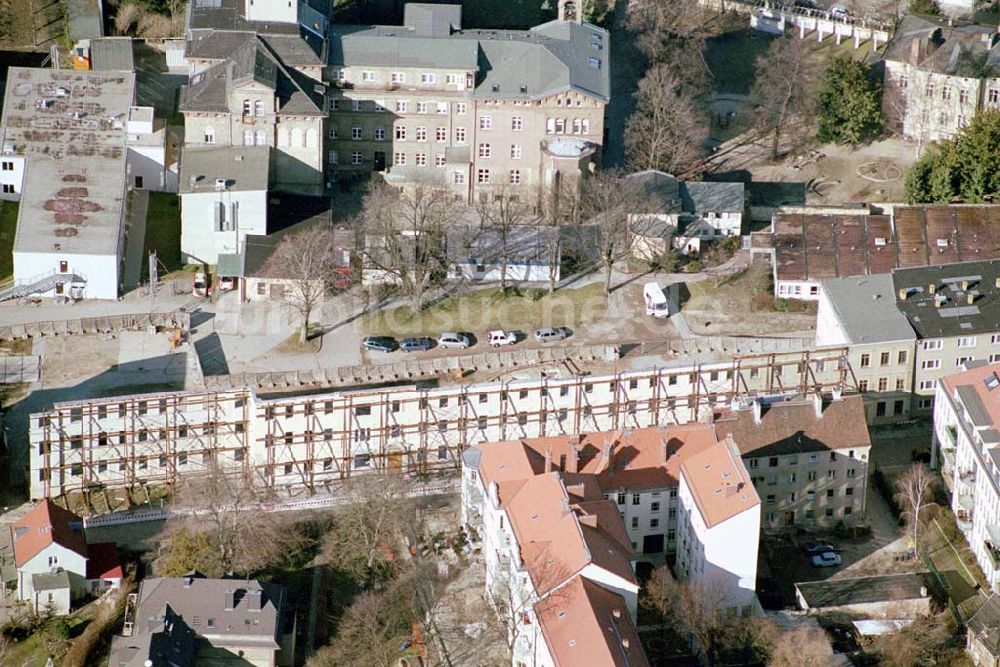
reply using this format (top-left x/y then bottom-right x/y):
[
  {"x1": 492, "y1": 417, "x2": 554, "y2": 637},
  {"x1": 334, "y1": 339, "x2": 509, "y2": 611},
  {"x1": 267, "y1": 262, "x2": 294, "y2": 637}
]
[
  {"x1": 143, "y1": 192, "x2": 182, "y2": 279},
  {"x1": 0, "y1": 338, "x2": 32, "y2": 355},
  {"x1": 364, "y1": 283, "x2": 606, "y2": 337},
  {"x1": 0, "y1": 200, "x2": 18, "y2": 283}
]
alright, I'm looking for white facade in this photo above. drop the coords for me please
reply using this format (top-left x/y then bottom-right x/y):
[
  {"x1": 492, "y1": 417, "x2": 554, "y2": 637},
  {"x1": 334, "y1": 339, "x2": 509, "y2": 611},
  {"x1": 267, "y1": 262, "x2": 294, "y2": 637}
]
[
  {"x1": 180, "y1": 188, "x2": 267, "y2": 264},
  {"x1": 933, "y1": 366, "x2": 1000, "y2": 592},
  {"x1": 676, "y1": 469, "x2": 760, "y2": 612},
  {"x1": 244, "y1": 0, "x2": 297, "y2": 24},
  {"x1": 12, "y1": 249, "x2": 119, "y2": 301},
  {"x1": 0, "y1": 154, "x2": 26, "y2": 201},
  {"x1": 449, "y1": 261, "x2": 555, "y2": 284},
  {"x1": 16, "y1": 543, "x2": 88, "y2": 608}
]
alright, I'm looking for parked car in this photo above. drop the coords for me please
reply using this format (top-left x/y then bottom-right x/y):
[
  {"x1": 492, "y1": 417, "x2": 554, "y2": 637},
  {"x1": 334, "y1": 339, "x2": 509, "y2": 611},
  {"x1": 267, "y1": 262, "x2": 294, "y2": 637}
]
[
  {"x1": 488, "y1": 330, "x2": 517, "y2": 347},
  {"x1": 192, "y1": 272, "x2": 209, "y2": 297},
  {"x1": 218, "y1": 276, "x2": 236, "y2": 292},
  {"x1": 811, "y1": 551, "x2": 842, "y2": 567},
  {"x1": 830, "y1": 5, "x2": 850, "y2": 16},
  {"x1": 362, "y1": 336, "x2": 398, "y2": 353},
  {"x1": 806, "y1": 543, "x2": 838, "y2": 556},
  {"x1": 438, "y1": 332, "x2": 472, "y2": 349},
  {"x1": 534, "y1": 327, "x2": 568, "y2": 343},
  {"x1": 400, "y1": 337, "x2": 434, "y2": 352}
]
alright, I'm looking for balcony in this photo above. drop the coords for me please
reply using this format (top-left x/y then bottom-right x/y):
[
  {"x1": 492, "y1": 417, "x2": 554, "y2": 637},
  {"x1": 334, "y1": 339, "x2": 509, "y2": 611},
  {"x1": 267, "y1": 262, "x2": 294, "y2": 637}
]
[
  {"x1": 986, "y1": 526, "x2": 1000, "y2": 571},
  {"x1": 943, "y1": 425, "x2": 958, "y2": 450},
  {"x1": 956, "y1": 503, "x2": 974, "y2": 531}
]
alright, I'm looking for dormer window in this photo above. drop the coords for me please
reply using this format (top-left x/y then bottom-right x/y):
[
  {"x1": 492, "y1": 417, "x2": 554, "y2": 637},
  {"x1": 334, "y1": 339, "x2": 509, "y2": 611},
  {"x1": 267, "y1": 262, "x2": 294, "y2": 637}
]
[{"x1": 587, "y1": 57, "x2": 601, "y2": 70}]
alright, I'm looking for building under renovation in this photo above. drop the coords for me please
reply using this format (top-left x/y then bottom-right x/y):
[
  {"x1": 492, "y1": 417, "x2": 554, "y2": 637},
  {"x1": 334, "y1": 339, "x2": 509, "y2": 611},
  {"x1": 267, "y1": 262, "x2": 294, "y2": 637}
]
[{"x1": 28, "y1": 346, "x2": 862, "y2": 500}]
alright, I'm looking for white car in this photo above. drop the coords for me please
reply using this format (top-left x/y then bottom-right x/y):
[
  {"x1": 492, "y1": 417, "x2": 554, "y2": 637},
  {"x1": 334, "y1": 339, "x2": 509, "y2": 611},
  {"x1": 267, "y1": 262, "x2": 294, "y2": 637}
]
[
  {"x1": 438, "y1": 332, "x2": 472, "y2": 349},
  {"x1": 192, "y1": 272, "x2": 209, "y2": 297},
  {"x1": 811, "y1": 551, "x2": 842, "y2": 567},
  {"x1": 830, "y1": 5, "x2": 850, "y2": 16},
  {"x1": 488, "y1": 330, "x2": 517, "y2": 347},
  {"x1": 534, "y1": 327, "x2": 568, "y2": 343}
]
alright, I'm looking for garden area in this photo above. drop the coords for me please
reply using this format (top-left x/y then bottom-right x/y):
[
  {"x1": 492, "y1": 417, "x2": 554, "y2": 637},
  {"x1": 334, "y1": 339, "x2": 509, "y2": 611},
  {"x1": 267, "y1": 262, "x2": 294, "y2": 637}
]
[
  {"x1": 141, "y1": 192, "x2": 182, "y2": 281},
  {"x1": 0, "y1": 200, "x2": 17, "y2": 284}
]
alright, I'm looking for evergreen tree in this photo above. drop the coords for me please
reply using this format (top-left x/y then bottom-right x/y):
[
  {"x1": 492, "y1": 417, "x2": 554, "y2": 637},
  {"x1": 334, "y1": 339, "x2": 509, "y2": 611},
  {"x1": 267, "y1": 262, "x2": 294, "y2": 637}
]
[
  {"x1": 817, "y1": 57, "x2": 884, "y2": 145},
  {"x1": 904, "y1": 110, "x2": 1000, "y2": 203}
]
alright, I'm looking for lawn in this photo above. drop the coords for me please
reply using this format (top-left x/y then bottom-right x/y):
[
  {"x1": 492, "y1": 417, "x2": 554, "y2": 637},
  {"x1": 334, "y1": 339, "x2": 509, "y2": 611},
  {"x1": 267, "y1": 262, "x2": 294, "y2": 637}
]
[
  {"x1": 143, "y1": 192, "x2": 182, "y2": 279},
  {"x1": 364, "y1": 283, "x2": 606, "y2": 337},
  {"x1": 0, "y1": 199, "x2": 18, "y2": 283}
]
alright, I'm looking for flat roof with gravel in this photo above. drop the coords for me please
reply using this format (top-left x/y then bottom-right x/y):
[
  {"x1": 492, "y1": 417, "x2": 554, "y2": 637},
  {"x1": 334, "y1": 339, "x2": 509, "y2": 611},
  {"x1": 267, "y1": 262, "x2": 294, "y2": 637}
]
[{"x1": 1, "y1": 67, "x2": 135, "y2": 258}]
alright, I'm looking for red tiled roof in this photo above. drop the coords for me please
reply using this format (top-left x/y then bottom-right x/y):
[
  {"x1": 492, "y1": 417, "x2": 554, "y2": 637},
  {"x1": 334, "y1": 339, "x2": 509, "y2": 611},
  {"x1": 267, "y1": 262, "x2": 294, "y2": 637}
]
[
  {"x1": 680, "y1": 439, "x2": 760, "y2": 529},
  {"x1": 10, "y1": 500, "x2": 88, "y2": 568},
  {"x1": 535, "y1": 575, "x2": 650, "y2": 667},
  {"x1": 85, "y1": 542, "x2": 123, "y2": 581},
  {"x1": 713, "y1": 395, "x2": 871, "y2": 457}
]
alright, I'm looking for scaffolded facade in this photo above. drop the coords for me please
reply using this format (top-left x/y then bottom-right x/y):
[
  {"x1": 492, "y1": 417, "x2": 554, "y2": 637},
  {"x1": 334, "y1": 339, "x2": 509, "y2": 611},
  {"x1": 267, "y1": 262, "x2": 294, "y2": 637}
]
[{"x1": 29, "y1": 347, "x2": 858, "y2": 499}]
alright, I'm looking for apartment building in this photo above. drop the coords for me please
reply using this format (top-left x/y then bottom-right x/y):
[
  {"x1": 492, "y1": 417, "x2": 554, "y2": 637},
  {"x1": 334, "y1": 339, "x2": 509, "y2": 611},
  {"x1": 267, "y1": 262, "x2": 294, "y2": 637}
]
[
  {"x1": 179, "y1": 35, "x2": 326, "y2": 196},
  {"x1": 713, "y1": 395, "x2": 872, "y2": 531},
  {"x1": 29, "y1": 347, "x2": 863, "y2": 499},
  {"x1": 882, "y1": 16, "x2": 1000, "y2": 145},
  {"x1": 756, "y1": 204, "x2": 1000, "y2": 302},
  {"x1": 462, "y1": 444, "x2": 646, "y2": 667},
  {"x1": 675, "y1": 439, "x2": 761, "y2": 612},
  {"x1": 324, "y1": 2, "x2": 609, "y2": 205},
  {"x1": 933, "y1": 361, "x2": 1000, "y2": 593},
  {"x1": 817, "y1": 259, "x2": 1000, "y2": 416},
  {"x1": 815, "y1": 274, "x2": 917, "y2": 422}
]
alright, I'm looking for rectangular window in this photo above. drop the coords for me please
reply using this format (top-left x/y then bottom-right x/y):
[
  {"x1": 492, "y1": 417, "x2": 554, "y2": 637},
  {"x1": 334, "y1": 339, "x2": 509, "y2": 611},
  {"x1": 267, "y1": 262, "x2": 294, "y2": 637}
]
[
  {"x1": 374, "y1": 127, "x2": 386, "y2": 141},
  {"x1": 395, "y1": 126, "x2": 407, "y2": 140},
  {"x1": 351, "y1": 151, "x2": 363, "y2": 165},
  {"x1": 617, "y1": 492, "x2": 626, "y2": 505},
  {"x1": 391, "y1": 72, "x2": 405, "y2": 84},
  {"x1": 860, "y1": 354, "x2": 871, "y2": 368},
  {"x1": 394, "y1": 152, "x2": 406, "y2": 166},
  {"x1": 434, "y1": 154, "x2": 446, "y2": 167},
  {"x1": 508, "y1": 169, "x2": 521, "y2": 185},
  {"x1": 898, "y1": 350, "x2": 908, "y2": 364},
  {"x1": 510, "y1": 144, "x2": 522, "y2": 159},
  {"x1": 922, "y1": 359, "x2": 941, "y2": 370},
  {"x1": 511, "y1": 116, "x2": 523, "y2": 131},
  {"x1": 417, "y1": 101, "x2": 428, "y2": 114},
  {"x1": 416, "y1": 126, "x2": 427, "y2": 141},
  {"x1": 351, "y1": 127, "x2": 362, "y2": 140},
  {"x1": 396, "y1": 100, "x2": 408, "y2": 113},
  {"x1": 362, "y1": 71, "x2": 376, "y2": 83},
  {"x1": 453, "y1": 170, "x2": 466, "y2": 185},
  {"x1": 920, "y1": 380, "x2": 937, "y2": 391},
  {"x1": 879, "y1": 352, "x2": 890, "y2": 366},
  {"x1": 415, "y1": 153, "x2": 427, "y2": 166},
  {"x1": 632, "y1": 493, "x2": 640, "y2": 505},
  {"x1": 957, "y1": 336, "x2": 977, "y2": 348},
  {"x1": 455, "y1": 127, "x2": 467, "y2": 143},
  {"x1": 478, "y1": 143, "x2": 491, "y2": 158},
  {"x1": 479, "y1": 116, "x2": 493, "y2": 130},
  {"x1": 923, "y1": 340, "x2": 942, "y2": 351},
  {"x1": 421, "y1": 73, "x2": 436, "y2": 85},
  {"x1": 456, "y1": 102, "x2": 467, "y2": 114},
  {"x1": 435, "y1": 127, "x2": 447, "y2": 142},
  {"x1": 477, "y1": 168, "x2": 490, "y2": 184}
]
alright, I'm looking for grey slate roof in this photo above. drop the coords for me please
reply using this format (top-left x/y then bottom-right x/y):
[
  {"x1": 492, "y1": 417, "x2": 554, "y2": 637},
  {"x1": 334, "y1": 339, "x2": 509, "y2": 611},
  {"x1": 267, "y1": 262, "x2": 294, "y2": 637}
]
[
  {"x1": 328, "y1": 8, "x2": 610, "y2": 102},
  {"x1": 109, "y1": 575, "x2": 283, "y2": 667},
  {"x1": 891, "y1": 260, "x2": 1000, "y2": 339},
  {"x1": 882, "y1": 14, "x2": 1000, "y2": 77},
  {"x1": 179, "y1": 146, "x2": 271, "y2": 194},
  {"x1": 625, "y1": 170, "x2": 682, "y2": 215},
  {"x1": 31, "y1": 570, "x2": 70, "y2": 592},
  {"x1": 180, "y1": 36, "x2": 324, "y2": 115},
  {"x1": 680, "y1": 181, "x2": 744, "y2": 215},
  {"x1": 969, "y1": 593, "x2": 1000, "y2": 657},
  {"x1": 447, "y1": 225, "x2": 559, "y2": 266},
  {"x1": 186, "y1": 29, "x2": 325, "y2": 68},
  {"x1": 820, "y1": 274, "x2": 916, "y2": 344},
  {"x1": 90, "y1": 38, "x2": 135, "y2": 72},
  {"x1": 957, "y1": 384, "x2": 992, "y2": 427},
  {"x1": 796, "y1": 573, "x2": 934, "y2": 609}
]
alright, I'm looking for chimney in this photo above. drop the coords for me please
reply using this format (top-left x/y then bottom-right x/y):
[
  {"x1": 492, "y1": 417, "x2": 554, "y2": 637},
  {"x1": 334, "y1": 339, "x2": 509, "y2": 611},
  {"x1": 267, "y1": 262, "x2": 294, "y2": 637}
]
[
  {"x1": 813, "y1": 393, "x2": 823, "y2": 419},
  {"x1": 224, "y1": 589, "x2": 236, "y2": 610},
  {"x1": 726, "y1": 484, "x2": 738, "y2": 497},
  {"x1": 968, "y1": 292, "x2": 977, "y2": 305},
  {"x1": 567, "y1": 444, "x2": 580, "y2": 473},
  {"x1": 928, "y1": 283, "x2": 936, "y2": 294},
  {"x1": 898, "y1": 287, "x2": 908, "y2": 300},
  {"x1": 622, "y1": 638, "x2": 630, "y2": 650},
  {"x1": 248, "y1": 589, "x2": 263, "y2": 612},
  {"x1": 752, "y1": 400, "x2": 762, "y2": 425},
  {"x1": 612, "y1": 608, "x2": 621, "y2": 619},
  {"x1": 660, "y1": 437, "x2": 669, "y2": 465},
  {"x1": 961, "y1": 279, "x2": 970, "y2": 291},
  {"x1": 544, "y1": 448, "x2": 552, "y2": 473},
  {"x1": 578, "y1": 514, "x2": 598, "y2": 528},
  {"x1": 995, "y1": 277, "x2": 1000, "y2": 289},
  {"x1": 934, "y1": 294, "x2": 945, "y2": 308}
]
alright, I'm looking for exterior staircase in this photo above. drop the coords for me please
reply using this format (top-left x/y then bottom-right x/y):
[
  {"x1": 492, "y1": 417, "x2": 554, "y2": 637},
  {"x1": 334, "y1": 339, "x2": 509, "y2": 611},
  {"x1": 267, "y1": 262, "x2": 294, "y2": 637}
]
[{"x1": 0, "y1": 269, "x2": 86, "y2": 302}]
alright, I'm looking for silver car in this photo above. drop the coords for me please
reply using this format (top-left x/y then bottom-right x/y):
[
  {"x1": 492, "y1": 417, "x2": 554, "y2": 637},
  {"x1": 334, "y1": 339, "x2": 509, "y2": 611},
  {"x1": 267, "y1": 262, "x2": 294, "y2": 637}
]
[
  {"x1": 438, "y1": 332, "x2": 472, "y2": 349},
  {"x1": 534, "y1": 327, "x2": 568, "y2": 343}
]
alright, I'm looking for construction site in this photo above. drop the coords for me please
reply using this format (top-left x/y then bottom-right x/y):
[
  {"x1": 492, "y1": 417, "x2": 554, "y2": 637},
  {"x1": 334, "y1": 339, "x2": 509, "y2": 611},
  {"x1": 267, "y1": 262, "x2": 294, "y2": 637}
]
[{"x1": 28, "y1": 344, "x2": 862, "y2": 505}]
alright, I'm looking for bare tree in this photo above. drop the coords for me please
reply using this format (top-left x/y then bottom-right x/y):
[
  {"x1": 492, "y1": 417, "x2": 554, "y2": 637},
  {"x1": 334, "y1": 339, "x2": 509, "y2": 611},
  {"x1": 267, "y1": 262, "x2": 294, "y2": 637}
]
[
  {"x1": 473, "y1": 185, "x2": 532, "y2": 293},
  {"x1": 768, "y1": 624, "x2": 833, "y2": 667},
  {"x1": 579, "y1": 170, "x2": 642, "y2": 298},
  {"x1": 625, "y1": 64, "x2": 709, "y2": 177},
  {"x1": 486, "y1": 547, "x2": 572, "y2": 658},
  {"x1": 171, "y1": 465, "x2": 312, "y2": 575},
  {"x1": 895, "y1": 463, "x2": 938, "y2": 555},
  {"x1": 875, "y1": 612, "x2": 961, "y2": 667},
  {"x1": 322, "y1": 474, "x2": 410, "y2": 581},
  {"x1": 263, "y1": 225, "x2": 343, "y2": 344},
  {"x1": 361, "y1": 180, "x2": 461, "y2": 313},
  {"x1": 750, "y1": 37, "x2": 819, "y2": 159},
  {"x1": 627, "y1": 0, "x2": 717, "y2": 79}
]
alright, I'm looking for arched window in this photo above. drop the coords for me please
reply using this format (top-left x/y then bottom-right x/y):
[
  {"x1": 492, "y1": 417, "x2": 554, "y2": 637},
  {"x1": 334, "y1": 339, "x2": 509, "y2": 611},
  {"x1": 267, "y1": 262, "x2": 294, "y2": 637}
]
[
  {"x1": 277, "y1": 127, "x2": 289, "y2": 147},
  {"x1": 255, "y1": 130, "x2": 266, "y2": 146},
  {"x1": 254, "y1": 99, "x2": 264, "y2": 117},
  {"x1": 243, "y1": 129, "x2": 254, "y2": 146},
  {"x1": 242, "y1": 99, "x2": 251, "y2": 115},
  {"x1": 304, "y1": 128, "x2": 316, "y2": 149},
  {"x1": 203, "y1": 126, "x2": 215, "y2": 144},
  {"x1": 290, "y1": 127, "x2": 302, "y2": 148}
]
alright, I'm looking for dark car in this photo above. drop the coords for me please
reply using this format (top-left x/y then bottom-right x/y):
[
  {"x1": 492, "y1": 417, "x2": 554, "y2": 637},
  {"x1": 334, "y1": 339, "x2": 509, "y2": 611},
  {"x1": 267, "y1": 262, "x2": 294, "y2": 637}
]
[
  {"x1": 362, "y1": 336, "x2": 398, "y2": 353},
  {"x1": 400, "y1": 337, "x2": 434, "y2": 352}
]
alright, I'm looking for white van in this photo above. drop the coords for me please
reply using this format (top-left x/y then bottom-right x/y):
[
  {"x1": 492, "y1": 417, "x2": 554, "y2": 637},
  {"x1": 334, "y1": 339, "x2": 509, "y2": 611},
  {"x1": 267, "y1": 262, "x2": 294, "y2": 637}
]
[{"x1": 643, "y1": 282, "x2": 670, "y2": 318}]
